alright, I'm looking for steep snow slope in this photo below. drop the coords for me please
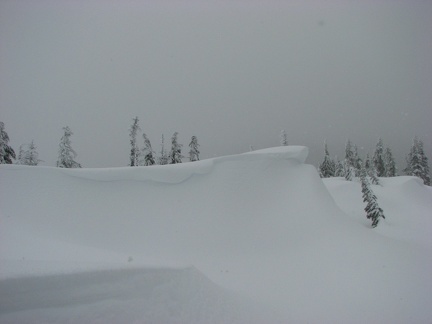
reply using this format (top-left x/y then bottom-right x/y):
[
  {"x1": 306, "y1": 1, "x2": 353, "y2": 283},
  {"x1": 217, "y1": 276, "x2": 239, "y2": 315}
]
[{"x1": 1, "y1": 146, "x2": 431, "y2": 323}]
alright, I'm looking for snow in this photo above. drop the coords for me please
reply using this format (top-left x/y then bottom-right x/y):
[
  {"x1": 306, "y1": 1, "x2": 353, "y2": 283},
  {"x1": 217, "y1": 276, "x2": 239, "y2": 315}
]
[
  {"x1": 1, "y1": 146, "x2": 431, "y2": 323},
  {"x1": 323, "y1": 176, "x2": 432, "y2": 248}
]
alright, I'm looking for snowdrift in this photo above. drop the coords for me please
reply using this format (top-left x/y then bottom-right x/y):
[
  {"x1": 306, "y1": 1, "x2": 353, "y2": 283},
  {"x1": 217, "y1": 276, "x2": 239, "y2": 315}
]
[{"x1": 1, "y1": 146, "x2": 431, "y2": 323}]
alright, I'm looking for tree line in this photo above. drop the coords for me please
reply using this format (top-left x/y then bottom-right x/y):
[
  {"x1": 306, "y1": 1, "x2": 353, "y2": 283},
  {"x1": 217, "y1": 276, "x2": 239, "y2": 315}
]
[
  {"x1": 127, "y1": 116, "x2": 200, "y2": 167},
  {"x1": 1, "y1": 120, "x2": 430, "y2": 186},
  {"x1": 0, "y1": 119, "x2": 200, "y2": 168},
  {"x1": 315, "y1": 137, "x2": 430, "y2": 228},
  {"x1": 317, "y1": 137, "x2": 430, "y2": 186}
]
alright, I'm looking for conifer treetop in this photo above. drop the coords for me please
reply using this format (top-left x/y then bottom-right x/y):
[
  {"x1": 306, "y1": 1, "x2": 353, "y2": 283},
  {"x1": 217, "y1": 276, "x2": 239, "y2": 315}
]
[{"x1": 0, "y1": 121, "x2": 16, "y2": 164}]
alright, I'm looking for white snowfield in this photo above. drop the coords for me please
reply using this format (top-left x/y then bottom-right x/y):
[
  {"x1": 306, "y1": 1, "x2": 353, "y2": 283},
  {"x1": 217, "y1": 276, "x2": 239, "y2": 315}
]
[{"x1": 1, "y1": 146, "x2": 431, "y2": 323}]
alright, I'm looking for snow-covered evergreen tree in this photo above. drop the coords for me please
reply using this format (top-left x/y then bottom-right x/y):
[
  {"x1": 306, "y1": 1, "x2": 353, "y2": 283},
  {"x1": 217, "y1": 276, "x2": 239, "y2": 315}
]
[
  {"x1": 343, "y1": 140, "x2": 356, "y2": 180},
  {"x1": 352, "y1": 145, "x2": 362, "y2": 176},
  {"x1": 129, "y1": 117, "x2": 141, "y2": 166},
  {"x1": 141, "y1": 133, "x2": 155, "y2": 166},
  {"x1": 384, "y1": 147, "x2": 397, "y2": 177},
  {"x1": 373, "y1": 138, "x2": 385, "y2": 177},
  {"x1": 360, "y1": 164, "x2": 385, "y2": 228},
  {"x1": 189, "y1": 135, "x2": 200, "y2": 162},
  {"x1": 158, "y1": 134, "x2": 169, "y2": 165},
  {"x1": 0, "y1": 121, "x2": 16, "y2": 164},
  {"x1": 405, "y1": 137, "x2": 430, "y2": 185},
  {"x1": 17, "y1": 141, "x2": 41, "y2": 166},
  {"x1": 345, "y1": 140, "x2": 354, "y2": 165},
  {"x1": 319, "y1": 142, "x2": 335, "y2": 178},
  {"x1": 334, "y1": 158, "x2": 344, "y2": 177},
  {"x1": 17, "y1": 145, "x2": 24, "y2": 164},
  {"x1": 56, "y1": 126, "x2": 81, "y2": 168},
  {"x1": 169, "y1": 132, "x2": 183, "y2": 164},
  {"x1": 418, "y1": 140, "x2": 431, "y2": 186},
  {"x1": 365, "y1": 153, "x2": 380, "y2": 185},
  {"x1": 343, "y1": 160, "x2": 355, "y2": 181},
  {"x1": 364, "y1": 153, "x2": 371, "y2": 170},
  {"x1": 280, "y1": 130, "x2": 288, "y2": 146},
  {"x1": 403, "y1": 155, "x2": 412, "y2": 175}
]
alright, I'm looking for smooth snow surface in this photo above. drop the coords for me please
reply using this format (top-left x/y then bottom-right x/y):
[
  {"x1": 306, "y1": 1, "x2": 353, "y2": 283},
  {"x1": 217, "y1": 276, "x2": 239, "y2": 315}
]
[{"x1": 1, "y1": 146, "x2": 431, "y2": 323}]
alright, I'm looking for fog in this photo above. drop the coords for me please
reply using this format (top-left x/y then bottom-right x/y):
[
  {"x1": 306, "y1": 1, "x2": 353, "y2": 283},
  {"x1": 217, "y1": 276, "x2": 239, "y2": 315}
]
[{"x1": 1, "y1": 0, "x2": 431, "y2": 168}]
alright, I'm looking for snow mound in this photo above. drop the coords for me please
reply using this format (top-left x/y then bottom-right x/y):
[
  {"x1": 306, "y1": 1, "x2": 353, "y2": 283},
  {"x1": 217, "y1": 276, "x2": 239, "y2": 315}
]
[
  {"x1": 0, "y1": 145, "x2": 307, "y2": 184},
  {"x1": 1, "y1": 146, "x2": 432, "y2": 322}
]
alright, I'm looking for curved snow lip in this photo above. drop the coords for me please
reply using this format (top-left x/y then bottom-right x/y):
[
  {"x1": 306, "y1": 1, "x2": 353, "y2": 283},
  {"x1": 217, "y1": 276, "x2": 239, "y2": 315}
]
[
  {"x1": 0, "y1": 146, "x2": 308, "y2": 184},
  {"x1": 242, "y1": 145, "x2": 308, "y2": 163}
]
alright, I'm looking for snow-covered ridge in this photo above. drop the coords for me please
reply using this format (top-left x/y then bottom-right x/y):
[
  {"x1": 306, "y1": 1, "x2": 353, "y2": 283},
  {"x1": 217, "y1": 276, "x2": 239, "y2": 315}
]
[{"x1": 0, "y1": 145, "x2": 308, "y2": 184}]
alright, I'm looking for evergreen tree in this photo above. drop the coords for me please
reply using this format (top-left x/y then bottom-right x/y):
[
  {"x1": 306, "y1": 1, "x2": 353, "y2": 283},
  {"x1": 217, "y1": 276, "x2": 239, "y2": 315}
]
[
  {"x1": 158, "y1": 134, "x2": 169, "y2": 165},
  {"x1": 405, "y1": 137, "x2": 431, "y2": 185},
  {"x1": 141, "y1": 133, "x2": 155, "y2": 166},
  {"x1": 373, "y1": 138, "x2": 385, "y2": 177},
  {"x1": 17, "y1": 141, "x2": 41, "y2": 166},
  {"x1": 403, "y1": 155, "x2": 412, "y2": 175},
  {"x1": 352, "y1": 145, "x2": 362, "y2": 175},
  {"x1": 345, "y1": 140, "x2": 354, "y2": 165},
  {"x1": 129, "y1": 117, "x2": 141, "y2": 166},
  {"x1": 169, "y1": 132, "x2": 183, "y2": 164},
  {"x1": 364, "y1": 153, "x2": 371, "y2": 170},
  {"x1": 419, "y1": 140, "x2": 431, "y2": 186},
  {"x1": 343, "y1": 160, "x2": 355, "y2": 181},
  {"x1": 189, "y1": 135, "x2": 200, "y2": 162},
  {"x1": 280, "y1": 130, "x2": 288, "y2": 146},
  {"x1": 343, "y1": 140, "x2": 356, "y2": 180},
  {"x1": 360, "y1": 164, "x2": 385, "y2": 228},
  {"x1": 0, "y1": 121, "x2": 16, "y2": 164},
  {"x1": 17, "y1": 145, "x2": 24, "y2": 164},
  {"x1": 365, "y1": 153, "x2": 380, "y2": 185},
  {"x1": 384, "y1": 147, "x2": 397, "y2": 177},
  {"x1": 334, "y1": 158, "x2": 344, "y2": 177},
  {"x1": 56, "y1": 126, "x2": 81, "y2": 168},
  {"x1": 319, "y1": 142, "x2": 335, "y2": 178}
]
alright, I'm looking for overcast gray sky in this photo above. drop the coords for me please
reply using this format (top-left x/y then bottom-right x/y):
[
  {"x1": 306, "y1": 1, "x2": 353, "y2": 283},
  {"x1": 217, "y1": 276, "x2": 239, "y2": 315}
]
[{"x1": 1, "y1": 0, "x2": 431, "y2": 168}]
